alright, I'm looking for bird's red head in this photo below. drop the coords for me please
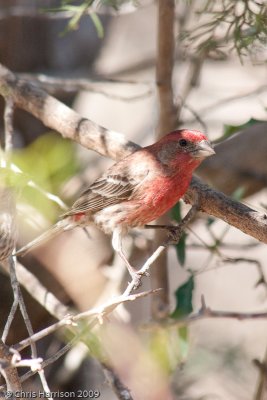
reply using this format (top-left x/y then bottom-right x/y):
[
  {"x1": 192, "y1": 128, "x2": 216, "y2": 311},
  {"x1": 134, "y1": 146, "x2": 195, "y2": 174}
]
[
  {"x1": 152, "y1": 129, "x2": 215, "y2": 167},
  {"x1": 165, "y1": 129, "x2": 208, "y2": 143}
]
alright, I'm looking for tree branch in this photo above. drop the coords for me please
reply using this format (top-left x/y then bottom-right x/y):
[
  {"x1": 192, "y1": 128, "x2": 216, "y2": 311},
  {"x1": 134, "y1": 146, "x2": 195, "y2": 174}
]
[
  {"x1": 147, "y1": 295, "x2": 267, "y2": 330},
  {"x1": 0, "y1": 64, "x2": 139, "y2": 161},
  {"x1": 152, "y1": 0, "x2": 178, "y2": 320},
  {"x1": 185, "y1": 177, "x2": 267, "y2": 244},
  {"x1": 0, "y1": 62, "x2": 267, "y2": 244},
  {"x1": 0, "y1": 340, "x2": 22, "y2": 398}
]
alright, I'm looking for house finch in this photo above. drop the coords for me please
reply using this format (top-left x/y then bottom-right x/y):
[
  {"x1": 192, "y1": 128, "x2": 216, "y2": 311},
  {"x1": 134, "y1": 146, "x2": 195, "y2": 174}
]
[{"x1": 16, "y1": 129, "x2": 215, "y2": 281}]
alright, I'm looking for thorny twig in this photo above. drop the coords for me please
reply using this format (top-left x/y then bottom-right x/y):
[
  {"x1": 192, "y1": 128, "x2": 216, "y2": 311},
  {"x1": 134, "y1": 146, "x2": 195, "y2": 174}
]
[
  {"x1": 14, "y1": 289, "x2": 161, "y2": 353},
  {"x1": 0, "y1": 340, "x2": 22, "y2": 397},
  {"x1": 3, "y1": 97, "x2": 14, "y2": 154},
  {"x1": 1, "y1": 204, "x2": 197, "y2": 384},
  {"x1": 1, "y1": 90, "x2": 52, "y2": 396},
  {"x1": 222, "y1": 256, "x2": 267, "y2": 290},
  {"x1": 145, "y1": 295, "x2": 267, "y2": 330},
  {"x1": 2, "y1": 258, "x2": 52, "y2": 397},
  {"x1": 185, "y1": 84, "x2": 267, "y2": 124},
  {"x1": 124, "y1": 199, "x2": 200, "y2": 295},
  {"x1": 0, "y1": 288, "x2": 160, "y2": 393},
  {"x1": 18, "y1": 73, "x2": 153, "y2": 102}
]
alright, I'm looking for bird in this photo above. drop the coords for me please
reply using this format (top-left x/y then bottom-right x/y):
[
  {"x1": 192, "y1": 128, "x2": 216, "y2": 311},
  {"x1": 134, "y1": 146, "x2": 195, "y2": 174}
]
[{"x1": 15, "y1": 129, "x2": 215, "y2": 282}]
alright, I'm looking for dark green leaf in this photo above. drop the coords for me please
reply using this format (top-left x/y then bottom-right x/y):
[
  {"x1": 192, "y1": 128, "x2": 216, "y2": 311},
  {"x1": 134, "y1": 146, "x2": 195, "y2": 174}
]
[
  {"x1": 206, "y1": 216, "x2": 215, "y2": 227},
  {"x1": 171, "y1": 201, "x2": 182, "y2": 222},
  {"x1": 215, "y1": 118, "x2": 264, "y2": 144},
  {"x1": 171, "y1": 202, "x2": 187, "y2": 266},
  {"x1": 178, "y1": 326, "x2": 189, "y2": 360},
  {"x1": 90, "y1": 12, "x2": 104, "y2": 38},
  {"x1": 231, "y1": 186, "x2": 245, "y2": 201},
  {"x1": 171, "y1": 275, "x2": 194, "y2": 319},
  {"x1": 175, "y1": 232, "x2": 186, "y2": 266}
]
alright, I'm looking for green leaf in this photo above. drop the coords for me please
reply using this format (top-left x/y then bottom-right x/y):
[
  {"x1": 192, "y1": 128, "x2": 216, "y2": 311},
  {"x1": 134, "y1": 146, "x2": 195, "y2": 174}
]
[
  {"x1": 171, "y1": 201, "x2": 187, "y2": 266},
  {"x1": 231, "y1": 186, "x2": 245, "y2": 201},
  {"x1": 63, "y1": 321, "x2": 107, "y2": 362},
  {"x1": 90, "y1": 12, "x2": 104, "y2": 38},
  {"x1": 175, "y1": 232, "x2": 186, "y2": 266},
  {"x1": 171, "y1": 201, "x2": 182, "y2": 222},
  {"x1": 215, "y1": 118, "x2": 264, "y2": 144},
  {"x1": 171, "y1": 275, "x2": 194, "y2": 319},
  {"x1": 171, "y1": 202, "x2": 187, "y2": 266},
  {"x1": 149, "y1": 326, "x2": 189, "y2": 373},
  {"x1": 12, "y1": 133, "x2": 80, "y2": 219},
  {"x1": 178, "y1": 326, "x2": 189, "y2": 361},
  {"x1": 149, "y1": 329, "x2": 173, "y2": 374},
  {"x1": 0, "y1": 166, "x2": 28, "y2": 189},
  {"x1": 206, "y1": 216, "x2": 215, "y2": 227},
  {"x1": 12, "y1": 133, "x2": 79, "y2": 191}
]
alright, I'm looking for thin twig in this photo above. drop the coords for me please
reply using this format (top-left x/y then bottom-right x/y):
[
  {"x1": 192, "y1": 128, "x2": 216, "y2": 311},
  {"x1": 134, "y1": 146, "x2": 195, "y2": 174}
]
[
  {"x1": 0, "y1": 289, "x2": 161, "y2": 390},
  {"x1": 15, "y1": 261, "x2": 70, "y2": 319},
  {"x1": 1, "y1": 161, "x2": 68, "y2": 211},
  {"x1": 180, "y1": 101, "x2": 208, "y2": 132},
  {"x1": 0, "y1": 340, "x2": 22, "y2": 397},
  {"x1": 146, "y1": 295, "x2": 267, "y2": 330},
  {"x1": 18, "y1": 73, "x2": 153, "y2": 102},
  {"x1": 14, "y1": 289, "x2": 161, "y2": 352},
  {"x1": 185, "y1": 84, "x2": 267, "y2": 124},
  {"x1": 3, "y1": 97, "x2": 14, "y2": 154},
  {"x1": 1, "y1": 259, "x2": 19, "y2": 343},
  {"x1": 124, "y1": 200, "x2": 200, "y2": 296},
  {"x1": 102, "y1": 363, "x2": 133, "y2": 400},
  {"x1": 4, "y1": 258, "x2": 52, "y2": 397},
  {"x1": 254, "y1": 346, "x2": 267, "y2": 400}
]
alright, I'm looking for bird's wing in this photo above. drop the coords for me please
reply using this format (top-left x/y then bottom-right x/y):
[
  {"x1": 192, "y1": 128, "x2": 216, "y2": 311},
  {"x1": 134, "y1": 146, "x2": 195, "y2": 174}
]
[{"x1": 63, "y1": 167, "x2": 149, "y2": 217}]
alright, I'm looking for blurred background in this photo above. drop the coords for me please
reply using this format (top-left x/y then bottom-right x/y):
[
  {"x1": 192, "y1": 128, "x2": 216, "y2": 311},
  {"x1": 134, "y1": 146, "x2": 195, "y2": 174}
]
[{"x1": 1, "y1": 1, "x2": 267, "y2": 399}]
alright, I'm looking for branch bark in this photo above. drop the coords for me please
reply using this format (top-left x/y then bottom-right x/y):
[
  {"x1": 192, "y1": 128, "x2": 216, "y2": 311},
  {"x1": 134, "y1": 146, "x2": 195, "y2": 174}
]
[
  {"x1": 185, "y1": 177, "x2": 267, "y2": 243},
  {"x1": 0, "y1": 64, "x2": 139, "y2": 161},
  {"x1": 152, "y1": 0, "x2": 177, "y2": 320},
  {"x1": 254, "y1": 346, "x2": 267, "y2": 400},
  {"x1": 0, "y1": 63, "x2": 267, "y2": 245},
  {"x1": 0, "y1": 340, "x2": 22, "y2": 398}
]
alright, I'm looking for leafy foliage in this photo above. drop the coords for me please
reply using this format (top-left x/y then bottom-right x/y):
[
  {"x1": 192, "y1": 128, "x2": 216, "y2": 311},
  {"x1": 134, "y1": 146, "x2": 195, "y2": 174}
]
[
  {"x1": 149, "y1": 326, "x2": 189, "y2": 373},
  {"x1": 46, "y1": 0, "x2": 134, "y2": 36},
  {"x1": 171, "y1": 275, "x2": 194, "y2": 319},
  {"x1": 167, "y1": 275, "x2": 195, "y2": 364},
  {"x1": 183, "y1": 0, "x2": 267, "y2": 60},
  {"x1": 12, "y1": 133, "x2": 79, "y2": 219},
  {"x1": 215, "y1": 117, "x2": 264, "y2": 143},
  {"x1": 171, "y1": 201, "x2": 187, "y2": 266}
]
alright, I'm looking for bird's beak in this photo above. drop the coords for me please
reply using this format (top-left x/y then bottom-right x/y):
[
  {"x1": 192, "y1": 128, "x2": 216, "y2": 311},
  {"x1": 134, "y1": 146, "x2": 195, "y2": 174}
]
[{"x1": 192, "y1": 140, "x2": 215, "y2": 159}]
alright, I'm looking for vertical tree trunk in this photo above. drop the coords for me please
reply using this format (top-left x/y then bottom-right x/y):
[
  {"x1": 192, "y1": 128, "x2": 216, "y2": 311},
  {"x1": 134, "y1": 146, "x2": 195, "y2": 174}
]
[{"x1": 152, "y1": 0, "x2": 177, "y2": 320}]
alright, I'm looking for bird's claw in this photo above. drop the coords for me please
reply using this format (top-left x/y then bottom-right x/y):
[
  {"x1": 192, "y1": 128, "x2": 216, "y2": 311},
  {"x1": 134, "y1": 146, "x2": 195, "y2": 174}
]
[
  {"x1": 139, "y1": 270, "x2": 149, "y2": 277},
  {"x1": 167, "y1": 226, "x2": 182, "y2": 244},
  {"x1": 129, "y1": 269, "x2": 149, "y2": 289},
  {"x1": 130, "y1": 273, "x2": 142, "y2": 289}
]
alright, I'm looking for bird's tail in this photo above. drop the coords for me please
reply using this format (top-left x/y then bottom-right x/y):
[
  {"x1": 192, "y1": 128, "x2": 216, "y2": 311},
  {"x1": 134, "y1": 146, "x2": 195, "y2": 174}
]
[{"x1": 15, "y1": 219, "x2": 73, "y2": 257}]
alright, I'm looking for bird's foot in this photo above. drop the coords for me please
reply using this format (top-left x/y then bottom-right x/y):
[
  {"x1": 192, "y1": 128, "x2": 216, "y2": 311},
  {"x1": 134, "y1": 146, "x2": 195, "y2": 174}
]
[
  {"x1": 129, "y1": 268, "x2": 149, "y2": 289},
  {"x1": 167, "y1": 226, "x2": 183, "y2": 244}
]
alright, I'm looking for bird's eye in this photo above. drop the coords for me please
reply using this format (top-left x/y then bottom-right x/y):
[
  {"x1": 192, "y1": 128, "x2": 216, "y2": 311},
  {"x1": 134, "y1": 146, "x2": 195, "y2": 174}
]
[{"x1": 179, "y1": 139, "x2": 188, "y2": 147}]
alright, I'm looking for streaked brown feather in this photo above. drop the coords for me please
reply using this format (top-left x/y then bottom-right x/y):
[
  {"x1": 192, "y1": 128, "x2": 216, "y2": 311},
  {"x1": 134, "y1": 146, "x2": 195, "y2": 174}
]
[{"x1": 62, "y1": 169, "x2": 148, "y2": 218}]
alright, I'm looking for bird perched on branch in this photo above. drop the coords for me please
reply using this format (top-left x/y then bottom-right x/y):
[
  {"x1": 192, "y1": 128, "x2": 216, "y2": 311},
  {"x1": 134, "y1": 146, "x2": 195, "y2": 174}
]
[{"x1": 16, "y1": 129, "x2": 215, "y2": 282}]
